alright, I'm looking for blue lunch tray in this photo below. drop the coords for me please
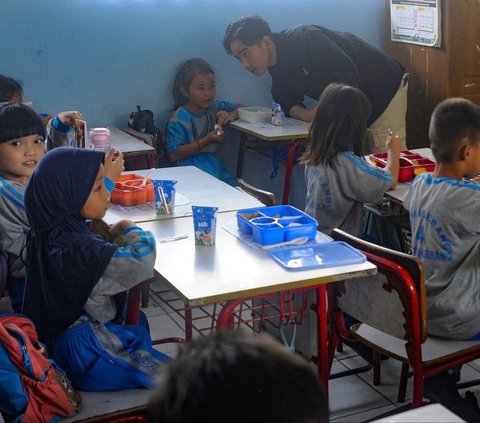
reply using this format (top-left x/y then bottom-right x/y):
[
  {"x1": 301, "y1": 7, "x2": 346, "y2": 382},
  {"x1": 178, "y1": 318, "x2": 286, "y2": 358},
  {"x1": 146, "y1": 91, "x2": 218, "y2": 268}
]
[
  {"x1": 236, "y1": 205, "x2": 318, "y2": 245},
  {"x1": 268, "y1": 241, "x2": 366, "y2": 270}
]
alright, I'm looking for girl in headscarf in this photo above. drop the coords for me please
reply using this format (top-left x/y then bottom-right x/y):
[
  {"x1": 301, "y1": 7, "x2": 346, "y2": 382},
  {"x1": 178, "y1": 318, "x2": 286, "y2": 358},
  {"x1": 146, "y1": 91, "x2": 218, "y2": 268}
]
[{"x1": 23, "y1": 147, "x2": 168, "y2": 391}]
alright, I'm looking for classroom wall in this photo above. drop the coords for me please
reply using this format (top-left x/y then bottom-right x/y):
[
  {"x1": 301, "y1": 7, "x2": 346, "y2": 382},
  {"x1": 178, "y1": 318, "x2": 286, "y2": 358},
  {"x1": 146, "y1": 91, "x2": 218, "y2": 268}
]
[
  {"x1": 1, "y1": 0, "x2": 385, "y2": 127},
  {"x1": 1, "y1": 0, "x2": 386, "y2": 209}
]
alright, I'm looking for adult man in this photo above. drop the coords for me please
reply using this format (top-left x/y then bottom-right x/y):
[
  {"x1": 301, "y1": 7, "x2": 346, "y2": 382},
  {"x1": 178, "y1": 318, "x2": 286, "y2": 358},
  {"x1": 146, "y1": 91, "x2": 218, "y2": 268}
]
[{"x1": 224, "y1": 16, "x2": 408, "y2": 152}]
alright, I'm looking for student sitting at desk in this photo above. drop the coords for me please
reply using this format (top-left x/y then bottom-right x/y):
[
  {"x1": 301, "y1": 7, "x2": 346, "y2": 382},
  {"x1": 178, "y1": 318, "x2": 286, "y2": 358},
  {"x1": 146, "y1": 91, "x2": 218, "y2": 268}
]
[
  {"x1": 166, "y1": 58, "x2": 239, "y2": 186},
  {"x1": 403, "y1": 98, "x2": 480, "y2": 417},
  {"x1": 301, "y1": 83, "x2": 400, "y2": 238},
  {"x1": 404, "y1": 98, "x2": 480, "y2": 341},
  {"x1": 22, "y1": 148, "x2": 168, "y2": 391},
  {"x1": 0, "y1": 103, "x2": 124, "y2": 313}
]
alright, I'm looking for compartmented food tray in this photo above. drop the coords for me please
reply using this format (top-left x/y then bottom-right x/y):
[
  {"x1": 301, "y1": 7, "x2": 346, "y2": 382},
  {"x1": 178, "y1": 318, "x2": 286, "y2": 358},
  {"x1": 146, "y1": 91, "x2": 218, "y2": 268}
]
[
  {"x1": 236, "y1": 205, "x2": 318, "y2": 245},
  {"x1": 110, "y1": 174, "x2": 155, "y2": 207},
  {"x1": 268, "y1": 241, "x2": 366, "y2": 270},
  {"x1": 369, "y1": 150, "x2": 435, "y2": 182}
]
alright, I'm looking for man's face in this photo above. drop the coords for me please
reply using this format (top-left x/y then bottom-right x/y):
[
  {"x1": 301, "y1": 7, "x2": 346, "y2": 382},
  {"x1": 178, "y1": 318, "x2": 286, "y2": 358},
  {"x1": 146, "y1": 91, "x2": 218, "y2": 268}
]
[{"x1": 229, "y1": 37, "x2": 272, "y2": 76}]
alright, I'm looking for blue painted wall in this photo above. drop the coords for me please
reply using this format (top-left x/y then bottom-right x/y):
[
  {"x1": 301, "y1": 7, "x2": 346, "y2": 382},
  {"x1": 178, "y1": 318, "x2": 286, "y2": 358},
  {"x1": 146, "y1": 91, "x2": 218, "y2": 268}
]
[
  {"x1": 1, "y1": 0, "x2": 386, "y2": 127},
  {"x1": 1, "y1": 0, "x2": 387, "y2": 207}
]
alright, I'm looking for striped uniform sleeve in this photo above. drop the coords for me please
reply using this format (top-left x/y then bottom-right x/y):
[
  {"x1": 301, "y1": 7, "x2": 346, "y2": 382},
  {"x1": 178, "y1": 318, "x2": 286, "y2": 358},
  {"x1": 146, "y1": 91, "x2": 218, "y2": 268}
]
[{"x1": 90, "y1": 226, "x2": 157, "y2": 297}]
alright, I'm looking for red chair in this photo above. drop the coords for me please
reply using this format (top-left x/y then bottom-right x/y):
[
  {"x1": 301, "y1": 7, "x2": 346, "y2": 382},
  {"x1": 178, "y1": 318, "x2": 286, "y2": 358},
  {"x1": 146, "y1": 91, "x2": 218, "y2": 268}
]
[{"x1": 329, "y1": 228, "x2": 480, "y2": 408}]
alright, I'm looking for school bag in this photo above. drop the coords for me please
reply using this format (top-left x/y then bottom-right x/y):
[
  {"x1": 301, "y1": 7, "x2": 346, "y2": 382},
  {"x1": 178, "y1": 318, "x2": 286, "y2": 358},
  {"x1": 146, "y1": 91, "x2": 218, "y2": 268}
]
[
  {"x1": 0, "y1": 314, "x2": 80, "y2": 423},
  {"x1": 128, "y1": 105, "x2": 169, "y2": 167}
]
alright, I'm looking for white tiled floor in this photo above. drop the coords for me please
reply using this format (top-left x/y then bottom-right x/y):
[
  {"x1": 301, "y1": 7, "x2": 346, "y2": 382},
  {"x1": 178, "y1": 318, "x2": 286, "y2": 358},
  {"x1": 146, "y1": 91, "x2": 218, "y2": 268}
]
[{"x1": 145, "y1": 280, "x2": 480, "y2": 422}]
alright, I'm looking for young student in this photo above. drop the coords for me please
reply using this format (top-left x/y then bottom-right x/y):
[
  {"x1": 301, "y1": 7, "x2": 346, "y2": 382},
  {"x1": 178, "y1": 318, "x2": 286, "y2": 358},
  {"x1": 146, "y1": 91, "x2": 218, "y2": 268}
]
[
  {"x1": 22, "y1": 147, "x2": 167, "y2": 391},
  {"x1": 148, "y1": 330, "x2": 329, "y2": 423},
  {"x1": 0, "y1": 103, "x2": 124, "y2": 313},
  {"x1": 301, "y1": 83, "x2": 401, "y2": 237},
  {"x1": 404, "y1": 98, "x2": 480, "y2": 341},
  {"x1": 0, "y1": 75, "x2": 23, "y2": 102},
  {"x1": 166, "y1": 58, "x2": 239, "y2": 186},
  {"x1": 403, "y1": 97, "x2": 480, "y2": 423}
]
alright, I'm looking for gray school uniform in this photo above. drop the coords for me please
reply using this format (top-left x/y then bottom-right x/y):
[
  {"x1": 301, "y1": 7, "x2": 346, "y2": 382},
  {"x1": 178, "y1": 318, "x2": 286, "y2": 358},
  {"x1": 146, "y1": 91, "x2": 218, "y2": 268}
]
[
  {"x1": 404, "y1": 173, "x2": 480, "y2": 340},
  {"x1": 45, "y1": 119, "x2": 76, "y2": 151},
  {"x1": 0, "y1": 179, "x2": 28, "y2": 279},
  {"x1": 305, "y1": 151, "x2": 392, "y2": 237},
  {"x1": 82, "y1": 227, "x2": 156, "y2": 324}
]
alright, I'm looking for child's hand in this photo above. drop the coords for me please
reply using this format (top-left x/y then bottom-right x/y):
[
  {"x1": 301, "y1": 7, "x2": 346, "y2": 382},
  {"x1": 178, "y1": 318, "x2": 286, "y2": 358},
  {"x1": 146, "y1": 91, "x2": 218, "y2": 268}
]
[
  {"x1": 58, "y1": 111, "x2": 83, "y2": 128},
  {"x1": 216, "y1": 110, "x2": 237, "y2": 126},
  {"x1": 104, "y1": 148, "x2": 125, "y2": 181},
  {"x1": 109, "y1": 219, "x2": 135, "y2": 238},
  {"x1": 386, "y1": 133, "x2": 402, "y2": 156},
  {"x1": 208, "y1": 128, "x2": 225, "y2": 143}
]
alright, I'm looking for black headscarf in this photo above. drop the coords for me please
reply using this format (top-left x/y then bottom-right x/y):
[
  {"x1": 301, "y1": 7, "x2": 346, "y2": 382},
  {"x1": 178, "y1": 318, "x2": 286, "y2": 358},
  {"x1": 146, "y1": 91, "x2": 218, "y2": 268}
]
[{"x1": 23, "y1": 147, "x2": 117, "y2": 341}]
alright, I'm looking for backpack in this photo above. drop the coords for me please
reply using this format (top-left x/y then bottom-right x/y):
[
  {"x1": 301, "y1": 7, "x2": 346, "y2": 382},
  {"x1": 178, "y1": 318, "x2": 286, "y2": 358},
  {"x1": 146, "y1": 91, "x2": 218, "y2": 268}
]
[
  {"x1": 0, "y1": 314, "x2": 80, "y2": 423},
  {"x1": 128, "y1": 106, "x2": 169, "y2": 167}
]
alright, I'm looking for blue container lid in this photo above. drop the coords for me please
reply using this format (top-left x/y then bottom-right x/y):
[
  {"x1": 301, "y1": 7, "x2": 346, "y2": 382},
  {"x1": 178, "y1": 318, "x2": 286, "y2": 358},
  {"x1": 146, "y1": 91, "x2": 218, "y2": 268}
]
[{"x1": 268, "y1": 241, "x2": 366, "y2": 270}]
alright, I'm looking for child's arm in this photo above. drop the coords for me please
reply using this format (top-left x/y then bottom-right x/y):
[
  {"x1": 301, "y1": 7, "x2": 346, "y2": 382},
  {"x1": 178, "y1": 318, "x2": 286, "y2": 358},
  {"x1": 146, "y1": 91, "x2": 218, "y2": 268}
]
[
  {"x1": 45, "y1": 111, "x2": 83, "y2": 151},
  {"x1": 84, "y1": 223, "x2": 157, "y2": 322},
  {"x1": 384, "y1": 133, "x2": 401, "y2": 190},
  {"x1": 104, "y1": 148, "x2": 124, "y2": 182},
  {"x1": 216, "y1": 108, "x2": 239, "y2": 126},
  {"x1": 168, "y1": 130, "x2": 225, "y2": 162}
]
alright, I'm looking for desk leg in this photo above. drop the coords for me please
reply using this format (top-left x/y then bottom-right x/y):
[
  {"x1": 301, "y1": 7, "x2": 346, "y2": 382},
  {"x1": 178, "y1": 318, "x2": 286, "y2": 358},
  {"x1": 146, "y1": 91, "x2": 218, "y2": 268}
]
[
  {"x1": 282, "y1": 138, "x2": 303, "y2": 204},
  {"x1": 184, "y1": 304, "x2": 193, "y2": 341},
  {"x1": 125, "y1": 285, "x2": 141, "y2": 325},
  {"x1": 316, "y1": 285, "x2": 329, "y2": 397},
  {"x1": 236, "y1": 133, "x2": 247, "y2": 178}
]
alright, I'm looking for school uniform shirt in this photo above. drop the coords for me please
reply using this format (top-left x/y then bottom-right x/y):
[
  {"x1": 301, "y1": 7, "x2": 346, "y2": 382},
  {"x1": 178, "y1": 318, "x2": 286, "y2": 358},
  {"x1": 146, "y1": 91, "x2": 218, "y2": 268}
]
[
  {"x1": 404, "y1": 173, "x2": 480, "y2": 340},
  {"x1": 305, "y1": 152, "x2": 392, "y2": 237},
  {"x1": 0, "y1": 178, "x2": 28, "y2": 279},
  {"x1": 45, "y1": 116, "x2": 77, "y2": 151},
  {"x1": 269, "y1": 25, "x2": 404, "y2": 125},
  {"x1": 166, "y1": 101, "x2": 237, "y2": 186},
  {"x1": 81, "y1": 225, "x2": 156, "y2": 323}
]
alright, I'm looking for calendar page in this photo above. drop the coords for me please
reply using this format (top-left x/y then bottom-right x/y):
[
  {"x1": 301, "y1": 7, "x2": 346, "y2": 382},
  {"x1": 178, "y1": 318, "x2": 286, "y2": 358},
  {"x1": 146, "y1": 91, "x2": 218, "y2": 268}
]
[{"x1": 390, "y1": 0, "x2": 441, "y2": 47}]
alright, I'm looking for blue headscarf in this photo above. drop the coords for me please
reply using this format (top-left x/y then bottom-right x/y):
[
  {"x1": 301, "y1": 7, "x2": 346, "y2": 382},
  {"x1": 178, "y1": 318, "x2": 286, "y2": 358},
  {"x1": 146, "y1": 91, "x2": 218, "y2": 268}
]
[{"x1": 24, "y1": 147, "x2": 117, "y2": 341}]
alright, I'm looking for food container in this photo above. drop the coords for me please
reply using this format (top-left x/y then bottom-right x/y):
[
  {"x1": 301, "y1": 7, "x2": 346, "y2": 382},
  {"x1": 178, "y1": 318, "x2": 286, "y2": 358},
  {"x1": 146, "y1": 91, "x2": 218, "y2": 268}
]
[
  {"x1": 110, "y1": 174, "x2": 154, "y2": 206},
  {"x1": 369, "y1": 150, "x2": 435, "y2": 182},
  {"x1": 236, "y1": 205, "x2": 318, "y2": 245},
  {"x1": 192, "y1": 206, "x2": 218, "y2": 246},
  {"x1": 238, "y1": 107, "x2": 272, "y2": 124}
]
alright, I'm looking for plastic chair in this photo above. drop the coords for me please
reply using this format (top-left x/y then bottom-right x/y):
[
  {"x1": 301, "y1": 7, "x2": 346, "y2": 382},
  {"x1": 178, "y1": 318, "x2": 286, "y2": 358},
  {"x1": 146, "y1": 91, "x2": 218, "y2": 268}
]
[
  {"x1": 328, "y1": 228, "x2": 480, "y2": 408},
  {"x1": 237, "y1": 178, "x2": 277, "y2": 207}
]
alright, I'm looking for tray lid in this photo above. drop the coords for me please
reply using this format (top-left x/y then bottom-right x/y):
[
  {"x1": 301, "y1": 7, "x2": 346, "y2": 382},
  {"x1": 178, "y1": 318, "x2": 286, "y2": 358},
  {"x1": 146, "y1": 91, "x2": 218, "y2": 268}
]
[{"x1": 268, "y1": 241, "x2": 366, "y2": 270}]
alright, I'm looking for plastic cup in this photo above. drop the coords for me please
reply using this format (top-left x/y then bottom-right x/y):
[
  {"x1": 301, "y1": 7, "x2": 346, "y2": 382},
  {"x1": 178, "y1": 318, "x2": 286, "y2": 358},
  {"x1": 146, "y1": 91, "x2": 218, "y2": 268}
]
[
  {"x1": 153, "y1": 180, "x2": 177, "y2": 215},
  {"x1": 192, "y1": 206, "x2": 218, "y2": 246}
]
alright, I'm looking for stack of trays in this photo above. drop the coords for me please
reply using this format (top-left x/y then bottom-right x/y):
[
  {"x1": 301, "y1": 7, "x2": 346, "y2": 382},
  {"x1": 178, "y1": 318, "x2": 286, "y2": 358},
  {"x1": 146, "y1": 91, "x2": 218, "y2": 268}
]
[{"x1": 236, "y1": 205, "x2": 318, "y2": 245}]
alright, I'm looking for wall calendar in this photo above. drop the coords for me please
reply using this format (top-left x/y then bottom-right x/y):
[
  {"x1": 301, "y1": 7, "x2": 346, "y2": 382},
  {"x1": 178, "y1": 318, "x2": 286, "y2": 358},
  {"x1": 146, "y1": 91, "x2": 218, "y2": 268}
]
[{"x1": 390, "y1": 0, "x2": 441, "y2": 47}]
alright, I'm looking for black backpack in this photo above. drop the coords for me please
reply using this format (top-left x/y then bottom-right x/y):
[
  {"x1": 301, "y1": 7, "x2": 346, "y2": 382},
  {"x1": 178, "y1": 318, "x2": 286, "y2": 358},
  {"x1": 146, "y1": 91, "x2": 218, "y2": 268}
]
[{"x1": 128, "y1": 106, "x2": 169, "y2": 166}]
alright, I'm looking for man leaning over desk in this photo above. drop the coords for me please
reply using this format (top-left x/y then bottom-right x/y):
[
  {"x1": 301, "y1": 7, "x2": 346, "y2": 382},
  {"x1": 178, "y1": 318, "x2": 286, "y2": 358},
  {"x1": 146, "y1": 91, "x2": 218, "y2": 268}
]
[{"x1": 223, "y1": 16, "x2": 408, "y2": 153}]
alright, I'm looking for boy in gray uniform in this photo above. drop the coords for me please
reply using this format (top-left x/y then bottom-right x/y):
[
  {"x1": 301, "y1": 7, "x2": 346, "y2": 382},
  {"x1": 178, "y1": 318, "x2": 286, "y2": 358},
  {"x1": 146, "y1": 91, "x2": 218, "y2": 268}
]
[{"x1": 404, "y1": 98, "x2": 480, "y2": 341}]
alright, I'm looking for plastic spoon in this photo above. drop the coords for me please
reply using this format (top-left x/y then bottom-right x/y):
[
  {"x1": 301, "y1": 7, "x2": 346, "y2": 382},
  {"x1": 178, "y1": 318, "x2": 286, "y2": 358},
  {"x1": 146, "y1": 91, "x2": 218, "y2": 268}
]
[
  {"x1": 140, "y1": 168, "x2": 154, "y2": 187},
  {"x1": 261, "y1": 236, "x2": 309, "y2": 251}
]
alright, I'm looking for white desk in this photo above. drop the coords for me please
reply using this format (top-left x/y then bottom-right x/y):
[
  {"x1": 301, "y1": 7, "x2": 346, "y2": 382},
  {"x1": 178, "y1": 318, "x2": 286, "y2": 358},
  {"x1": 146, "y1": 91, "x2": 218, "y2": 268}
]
[
  {"x1": 230, "y1": 118, "x2": 310, "y2": 204},
  {"x1": 104, "y1": 166, "x2": 263, "y2": 225},
  {"x1": 372, "y1": 403, "x2": 465, "y2": 422},
  {"x1": 109, "y1": 126, "x2": 156, "y2": 168},
  {"x1": 139, "y1": 211, "x2": 377, "y2": 396}
]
